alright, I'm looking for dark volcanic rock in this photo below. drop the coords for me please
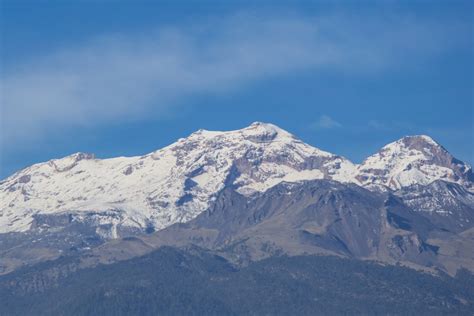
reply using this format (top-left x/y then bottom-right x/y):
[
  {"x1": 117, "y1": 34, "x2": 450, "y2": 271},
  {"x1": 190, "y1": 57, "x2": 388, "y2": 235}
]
[{"x1": 86, "y1": 180, "x2": 472, "y2": 275}]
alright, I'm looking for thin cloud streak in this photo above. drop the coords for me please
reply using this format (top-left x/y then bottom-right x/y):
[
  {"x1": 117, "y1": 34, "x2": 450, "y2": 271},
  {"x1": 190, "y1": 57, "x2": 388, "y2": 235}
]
[
  {"x1": 1, "y1": 13, "x2": 468, "y2": 149},
  {"x1": 311, "y1": 115, "x2": 342, "y2": 129}
]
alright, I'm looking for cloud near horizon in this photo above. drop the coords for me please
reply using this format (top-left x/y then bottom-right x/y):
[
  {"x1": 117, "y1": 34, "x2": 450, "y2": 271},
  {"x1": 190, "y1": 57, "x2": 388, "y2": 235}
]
[{"x1": 1, "y1": 13, "x2": 468, "y2": 151}]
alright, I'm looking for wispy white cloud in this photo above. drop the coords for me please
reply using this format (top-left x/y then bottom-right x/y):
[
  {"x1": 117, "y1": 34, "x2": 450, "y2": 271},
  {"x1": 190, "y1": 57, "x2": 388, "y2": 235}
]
[
  {"x1": 311, "y1": 115, "x2": 342, "y2": 129},
  {"x1": 1, "y1": 13, "x2": 469, "y2": 149}
]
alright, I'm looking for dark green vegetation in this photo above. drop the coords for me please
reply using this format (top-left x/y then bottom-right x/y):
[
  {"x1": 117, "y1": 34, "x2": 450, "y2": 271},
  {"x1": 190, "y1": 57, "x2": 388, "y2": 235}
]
[{"x1": 1, "y1": 246, "x2": 473, "y2": 316}]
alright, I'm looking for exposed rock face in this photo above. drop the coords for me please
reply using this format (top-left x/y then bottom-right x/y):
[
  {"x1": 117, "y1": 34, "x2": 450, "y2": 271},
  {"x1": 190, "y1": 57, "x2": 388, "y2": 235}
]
[
  {"x1": 394, "y1": 180, "x2": 474, "y2": 233},
  {"x1": 48, "y1": 152, "x2": 95, "y2": 172}
]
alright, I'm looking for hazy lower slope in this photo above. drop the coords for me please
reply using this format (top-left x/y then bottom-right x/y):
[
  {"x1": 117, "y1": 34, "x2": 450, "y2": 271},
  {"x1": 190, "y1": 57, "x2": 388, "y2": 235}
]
[{"x1": 1, "y1": 247, "x2": 473, "y2": 316}]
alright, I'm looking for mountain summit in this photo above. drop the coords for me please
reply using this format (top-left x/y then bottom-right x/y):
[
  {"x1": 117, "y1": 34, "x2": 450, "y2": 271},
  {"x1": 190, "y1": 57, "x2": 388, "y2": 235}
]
[
  {"x1": 0, "y1": 123, "x2": 472, "y2": 237},
  {"x1": 357, "y1": 135, "x2": 473, "y2": 191},
  {"x1": 0, "y1": 122, "x2": 355, "y2": 235}
]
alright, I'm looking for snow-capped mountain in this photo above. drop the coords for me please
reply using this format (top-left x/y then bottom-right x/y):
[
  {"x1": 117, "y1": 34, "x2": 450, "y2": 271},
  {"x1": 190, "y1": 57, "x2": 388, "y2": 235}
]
[
  {"x1": 0, "y1": 123, "x2": 472, "y2": 237},
  {"x1": 357, "y1": 135, "x2": 473, "y2": 191},
  {"x1": 0, "y1": 122, "x2": 356, "y2": 235}
]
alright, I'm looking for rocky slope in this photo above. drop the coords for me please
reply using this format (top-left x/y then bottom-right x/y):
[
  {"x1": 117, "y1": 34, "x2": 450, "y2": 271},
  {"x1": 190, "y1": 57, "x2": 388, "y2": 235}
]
[
  {"x1": 84, "y1": 179, "x2": 473, "y2": 275},
  {"x1": 395, "y1": 180, "x2": 474, "y2": 233}
]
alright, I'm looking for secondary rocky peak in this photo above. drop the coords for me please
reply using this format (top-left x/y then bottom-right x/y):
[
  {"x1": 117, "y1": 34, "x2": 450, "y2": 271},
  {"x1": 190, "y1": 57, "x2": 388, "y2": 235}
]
[
  {"x1": 48, "y1": 152, "x2": 95, "y2": 172},
  {"x1": 357, "y1": 135, "x2": 473, "y2": 191}
]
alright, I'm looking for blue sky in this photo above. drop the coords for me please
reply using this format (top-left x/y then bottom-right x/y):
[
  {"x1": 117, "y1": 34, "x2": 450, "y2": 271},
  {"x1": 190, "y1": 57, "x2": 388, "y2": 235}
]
[{"x1": 1, "y1": 0, "x2": 473, "y2": 178}]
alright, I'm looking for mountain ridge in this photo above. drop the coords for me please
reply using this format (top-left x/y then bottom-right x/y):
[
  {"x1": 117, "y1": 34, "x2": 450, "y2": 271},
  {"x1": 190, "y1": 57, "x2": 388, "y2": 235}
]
[
  {"x1": 0, "y1": 122, "x2": 472, "y2": 236},
  {"x1": 0, "y1": 123, "x2": 473, "y2": 277}
]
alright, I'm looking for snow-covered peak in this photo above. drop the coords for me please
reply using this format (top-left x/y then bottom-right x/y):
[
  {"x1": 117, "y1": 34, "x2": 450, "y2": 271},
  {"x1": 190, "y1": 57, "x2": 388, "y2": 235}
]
[
  {"x1": 357, "y1": 135, "x2": 473, "y2": 191},
  {"x1": 382, "y1": 135, "x2": 440, "y2": 152},
  {"x1": 0, "y1": 122, "x2": 356, "y2": 235},
  {"x1": 187, "y1": 122, "x2": 294, "y2": 143}
]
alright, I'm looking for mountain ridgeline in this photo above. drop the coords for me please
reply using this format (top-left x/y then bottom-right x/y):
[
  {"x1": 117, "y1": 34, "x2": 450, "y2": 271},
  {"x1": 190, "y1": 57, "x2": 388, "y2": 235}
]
[
  {"x1": 1, "y1": 122, "x2": 473, "y2": 314},
  {"x1": 1, "y1": 123, "x2": 472, "y2": 237}
]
